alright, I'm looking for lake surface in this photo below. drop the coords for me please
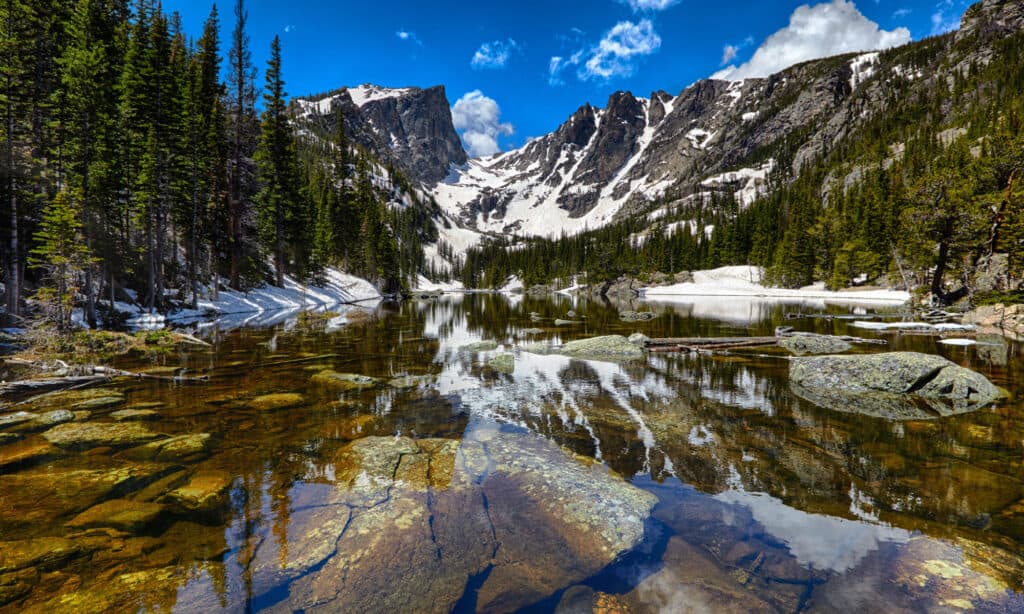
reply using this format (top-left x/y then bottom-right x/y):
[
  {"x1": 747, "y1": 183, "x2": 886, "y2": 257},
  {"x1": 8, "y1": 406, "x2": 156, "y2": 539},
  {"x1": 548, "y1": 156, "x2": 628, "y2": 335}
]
[{"x1": 1, "y1": 293, "x2": 1023, "y2": 613}]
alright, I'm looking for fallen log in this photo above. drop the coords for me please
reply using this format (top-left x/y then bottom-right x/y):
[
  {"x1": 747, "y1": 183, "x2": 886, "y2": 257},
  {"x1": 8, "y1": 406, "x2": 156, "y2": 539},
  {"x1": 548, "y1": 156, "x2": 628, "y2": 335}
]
[{"x1": 645, "y1": 337, "x2": 780, "y2": 348}]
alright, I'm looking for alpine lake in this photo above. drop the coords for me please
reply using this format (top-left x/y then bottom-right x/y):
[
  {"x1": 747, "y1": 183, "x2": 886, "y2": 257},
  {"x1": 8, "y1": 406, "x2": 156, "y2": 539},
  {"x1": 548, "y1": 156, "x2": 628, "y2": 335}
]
[{"x1": 1, "y1": 293, "x2": 1023, "y2": 613}]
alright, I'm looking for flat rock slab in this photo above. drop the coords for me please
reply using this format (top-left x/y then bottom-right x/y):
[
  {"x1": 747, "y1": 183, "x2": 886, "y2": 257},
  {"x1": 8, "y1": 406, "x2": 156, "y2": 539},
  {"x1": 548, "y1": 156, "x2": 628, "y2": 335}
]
[
  {"x1": 0, "y1": 438, "x2": 61, "y2": 470},
  {"x1": 0, "y1": 537, "x2": 83, "y2": 574},
  {"x1": 0, "y1": 462, "x2": 179, "y2": 530},
  {"x1": 42, "y1": 422, "x2": 162, "y2": 449},
  {"x1": 246, "y1": 393, "x2": 306, "y2": 411},
  {"x1": 273, "y1": 432, "x2": 656, "y2": 613},
  {"x1": 66, "y1": 499, "x2": 166, "y2": 533},
  {"x1": 309, "y1": 371, "x2": 382, "y2": 392},
  {"x1": 120, "y1": 433, "x2": 212, "y2": 462},
  {"x1": 110, "y1": 409, "x2": 160, "y2": 422},
  {"x1": 160, "y1": 470, "x2": 233, "y2": 518}
]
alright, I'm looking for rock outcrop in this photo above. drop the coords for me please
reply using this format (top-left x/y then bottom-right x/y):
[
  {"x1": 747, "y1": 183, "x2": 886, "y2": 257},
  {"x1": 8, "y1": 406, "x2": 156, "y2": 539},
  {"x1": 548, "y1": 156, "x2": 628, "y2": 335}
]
[
  {"x1": 292, "y1": 85, "x2": 467, "y2": 185},
  {"x1": 249, "y1": 433, "x2": 656, "y2": 612},
  {"x1": 963, "y1": 303, "x2": 1024, "y2": 340}
]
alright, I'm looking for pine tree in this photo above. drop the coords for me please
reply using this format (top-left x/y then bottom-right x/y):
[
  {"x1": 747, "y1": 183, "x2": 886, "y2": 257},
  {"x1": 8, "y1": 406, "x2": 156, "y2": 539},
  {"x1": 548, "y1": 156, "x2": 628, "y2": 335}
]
[
  {"x1": 0, "y1": 0, "x2": 37, "y2": 324},
  {"x1": 226, "y1": 0, "x2": 257, "y2": 289},
  {"x1": 254, "y1": 35, "x2": 307, "y2": 286},
  {"x1": 29, "y1": 190, "x2": 93, "y2": 331}
]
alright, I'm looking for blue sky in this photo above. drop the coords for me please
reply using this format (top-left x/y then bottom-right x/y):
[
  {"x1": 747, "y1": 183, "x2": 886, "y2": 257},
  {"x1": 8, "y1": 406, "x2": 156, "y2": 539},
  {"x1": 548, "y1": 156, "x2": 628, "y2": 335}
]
[{"x1": 164, "y1": 0, "x2": 972, "y2": 156}]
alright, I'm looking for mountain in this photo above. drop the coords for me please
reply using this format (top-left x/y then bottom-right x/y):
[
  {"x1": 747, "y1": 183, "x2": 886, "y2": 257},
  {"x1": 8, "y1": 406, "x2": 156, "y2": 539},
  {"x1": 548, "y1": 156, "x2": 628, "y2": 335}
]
[
  {"x1": 292, "y1": 84, "x2": 467, "y2": 185},
  {"x1": 289, "y1": 0, "x2": 1024, "y2": 293},
  {"x1": 423, "y1": 0, "x2": 1021, "y2": 245}
]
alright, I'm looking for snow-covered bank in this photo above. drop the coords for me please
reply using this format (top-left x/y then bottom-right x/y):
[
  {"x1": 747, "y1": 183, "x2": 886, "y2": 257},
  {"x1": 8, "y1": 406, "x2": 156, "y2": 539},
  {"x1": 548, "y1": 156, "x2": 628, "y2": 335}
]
[
  {"x1": 126, "y1": 269, "x2": 381, "y2": 331},
  {"x1": 641, "y1": 266, "x2": 910, "y2": 304}
]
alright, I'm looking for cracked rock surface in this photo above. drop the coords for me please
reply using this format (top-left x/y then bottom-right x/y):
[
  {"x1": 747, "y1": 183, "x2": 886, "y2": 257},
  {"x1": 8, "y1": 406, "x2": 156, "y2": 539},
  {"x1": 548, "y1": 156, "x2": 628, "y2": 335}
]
[{"x1": 250, "y1": 431, "x2": 656, "y2": 612}]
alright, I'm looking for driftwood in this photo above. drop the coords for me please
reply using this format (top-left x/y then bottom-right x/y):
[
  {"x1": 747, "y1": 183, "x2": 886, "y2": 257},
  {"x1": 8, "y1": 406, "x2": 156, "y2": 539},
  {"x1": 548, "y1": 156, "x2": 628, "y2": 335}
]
[{"x1": 1, "y1": 374, "x2": 111, "y2": 396}]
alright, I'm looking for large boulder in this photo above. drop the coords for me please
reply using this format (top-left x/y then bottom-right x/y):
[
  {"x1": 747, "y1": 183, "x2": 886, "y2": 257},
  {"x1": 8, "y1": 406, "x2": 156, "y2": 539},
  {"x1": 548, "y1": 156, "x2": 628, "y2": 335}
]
[
  {"x1": 790, "y1": 352, "x2": 1004, "y2": 419},
  {"x1": 559, "y1": 335, "x2": 645, "y2": 360}
]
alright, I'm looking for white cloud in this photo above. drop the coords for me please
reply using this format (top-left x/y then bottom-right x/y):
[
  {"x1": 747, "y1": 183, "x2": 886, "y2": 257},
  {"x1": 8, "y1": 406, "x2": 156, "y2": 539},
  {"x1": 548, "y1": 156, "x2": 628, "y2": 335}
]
[
  {"x1": 396, "y1": 30, "x2": 423, "y2": 46},
  {"x1": 471, "y1": 39, "x2": 519, "y2": 69},
  {"x1": 451, "y1": 91, "x2": 515, "y2": 158},
  {"x1": 283, "y1": 25, "x2": 295, "y2": 33},
  {"x1": 930, "y1": 0, "x2": 960, "y2": 35},
  {"x1": 548, "y1": 50, "x2": 584, "y2": 85},
  {"x1": 721, "y1": 44, "x2": 740, "y2": 65},
  {"x1": 579, "y1": 19, "x2": 662, "y2": 80},
  {"x1": 621, "y1": 0, "x2": 680, "y2": 12},
  {"x1": 892, "y1": 8, "x2": 912, "y2": 18},
  {"x1": 713, "y1": 0, "x2": 911, "y2": 81}
]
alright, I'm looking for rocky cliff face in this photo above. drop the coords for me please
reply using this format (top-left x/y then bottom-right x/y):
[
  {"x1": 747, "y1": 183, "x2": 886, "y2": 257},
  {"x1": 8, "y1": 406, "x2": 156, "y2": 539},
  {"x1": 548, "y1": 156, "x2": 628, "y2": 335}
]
[{"x1": 292, "y1": 84, "x2": 467, "y2": 185}]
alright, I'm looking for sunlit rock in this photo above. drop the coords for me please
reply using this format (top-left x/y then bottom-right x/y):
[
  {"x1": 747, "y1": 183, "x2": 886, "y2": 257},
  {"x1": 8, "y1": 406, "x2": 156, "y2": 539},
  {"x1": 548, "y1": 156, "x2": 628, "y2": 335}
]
[
  {"x1": 66, "y1": 499, "x2": 166, "y2": 533},
  {"x1": 309, "y1": 370, "x2": 382, "y2": 391},
  {"x1": 42, "y1": 422, "x2": 162, "y2": 449},
  {"x1": 246, "y1": 393, "x2": 306, "y2": 412}
]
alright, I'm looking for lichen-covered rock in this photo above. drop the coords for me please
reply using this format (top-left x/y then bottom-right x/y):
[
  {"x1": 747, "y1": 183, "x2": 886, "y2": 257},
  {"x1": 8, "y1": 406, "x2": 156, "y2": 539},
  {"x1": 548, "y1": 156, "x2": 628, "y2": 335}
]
[
  {"x1": 779, "y1": 335, "x2": 852, "y2": 355},
  {"x1": 488, "y1": 353, "x2": 515, "y2": 373},
  {"x1": 309, "y1": 370, "x2": 382, "y2": 391},
  {"x1": 790, "y1": 352, "x2": 1004, "y2": 419},
  {"x1": 559, "y1": 335, "x2": 645, "y2": 360},
  {"x1": 0, "y1": 412, "x2": 37, "y2": 430},
  {"x1": 66, "y1": 499, "x2": 166, "y2": 532},
  {"x1": 246, "y1": 393, "x2": 305, "y2": 411},
  {"x1": 554, "y1": 319, "x2": 580, "y2": 326}
]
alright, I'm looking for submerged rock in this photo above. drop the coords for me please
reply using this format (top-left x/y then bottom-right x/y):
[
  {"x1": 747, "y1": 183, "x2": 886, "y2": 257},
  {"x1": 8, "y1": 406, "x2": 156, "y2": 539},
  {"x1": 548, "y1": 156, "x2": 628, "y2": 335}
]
[
  {"x1": 0, "y1": 412, "x2": 37, "y2": 430},
  {"x1": 559, "y1": 335, "x2": 645, "y2": 360},
  {"x1": 119, "y1": 433, "x2": 212, "y2": 462},
  {"x1": 619, "y1": 310, "x2": 657, "y2": 322},
  {"x1": 459, "y1": 340, "x2": 499, "y2": 352},
  {"x1": 42, "y1": 422, "x2": 162, "y2": 449},
  {"x1": 160, "y1": 469, "x2": 233, "y2": 519},
  {"x1": 790, "y1": 352, "x2": 1004, "y2": 419},
  {"x1": 779, "y1": 335, "x2": 852, "y2": 355},
  {"x1": 0, "y1": 438, "x2": 61, "y2": 470},
  {"x1": 246, "y1": 393, "x2": 306, "y2": 412},
  {"x1": 0, "y1": 463, "x2": 179, "y2": 530},
  {"x1": 387, "y1": 375, "x2": 435, "y2": 389},
  {"x1": 0, "y1": 537, "x2": 83, "y2": 574},
  {"x1": 263, "y1": 433, "x2": 655, "y2": 613},
  {"x1": 66, "y1": 499, "x2": 166, "y2": 533},
  {"x1": 309, "y1": 370, "x2": 382, "y2": 391},
  {"x1": 71, "y1": 395, "x2": 126, "y2": 410},
  {"x1": 488, "y1": 353, "x2": 515, "y2": 373},
  {"x1": 109, "y1": 409, "x2": 160, "y2": 422}
]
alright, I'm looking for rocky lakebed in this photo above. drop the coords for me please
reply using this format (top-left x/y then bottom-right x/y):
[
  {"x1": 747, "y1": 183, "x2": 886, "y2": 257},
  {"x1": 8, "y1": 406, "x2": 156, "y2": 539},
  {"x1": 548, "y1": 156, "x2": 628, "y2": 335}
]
[{"x1": 0, "y1": 294, "x2": 1022, "y2": 612}]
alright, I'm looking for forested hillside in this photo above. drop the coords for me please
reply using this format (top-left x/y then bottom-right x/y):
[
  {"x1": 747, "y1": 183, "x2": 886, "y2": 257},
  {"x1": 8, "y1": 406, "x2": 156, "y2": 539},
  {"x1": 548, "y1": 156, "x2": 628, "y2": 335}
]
[{"x1": 0, "y1": 0, "x2": 418, "y2": 330}]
